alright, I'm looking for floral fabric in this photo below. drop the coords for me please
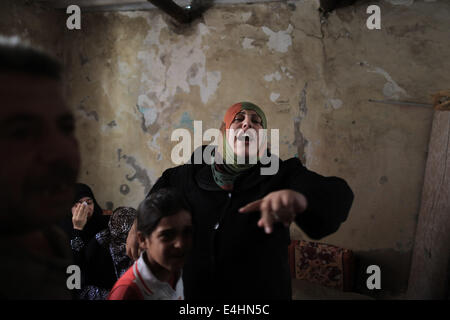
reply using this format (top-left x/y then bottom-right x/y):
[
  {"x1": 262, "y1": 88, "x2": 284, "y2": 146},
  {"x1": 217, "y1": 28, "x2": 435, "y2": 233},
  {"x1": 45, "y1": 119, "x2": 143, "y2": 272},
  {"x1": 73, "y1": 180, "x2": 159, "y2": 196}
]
[{"x1": 289, "y1": 240, "x2": 354, "y2": 291}]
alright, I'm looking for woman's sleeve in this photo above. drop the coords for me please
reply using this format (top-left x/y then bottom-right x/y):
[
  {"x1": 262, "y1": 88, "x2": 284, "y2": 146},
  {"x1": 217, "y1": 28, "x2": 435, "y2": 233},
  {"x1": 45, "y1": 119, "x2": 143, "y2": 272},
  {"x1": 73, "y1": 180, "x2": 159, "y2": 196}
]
[
  {"x1": 146, "y1": 167, "x2": 178, "y2": 197},
  {"x1": 70, "y1": 229, "x2": 87, "y2": 265},
  {"x1": 71, "y1": 214, "x2": 109, "y2": 265},
  {"x1": 287, "y1": 158, "x2": 354, "y2": 239},
  {"x1": 78, "y1": 285, "x2": 110, "y2": 300},
  {"x1": 83, "y1": 238, "x2": 110, "y2": 287}
]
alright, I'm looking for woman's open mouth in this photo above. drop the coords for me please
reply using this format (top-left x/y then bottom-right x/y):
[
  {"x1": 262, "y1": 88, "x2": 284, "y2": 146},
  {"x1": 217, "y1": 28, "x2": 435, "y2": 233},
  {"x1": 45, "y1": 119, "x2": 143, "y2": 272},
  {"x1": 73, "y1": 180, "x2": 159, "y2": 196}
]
[{"x1": 237, "y1": 132, "x2": 255, "y2": 143}]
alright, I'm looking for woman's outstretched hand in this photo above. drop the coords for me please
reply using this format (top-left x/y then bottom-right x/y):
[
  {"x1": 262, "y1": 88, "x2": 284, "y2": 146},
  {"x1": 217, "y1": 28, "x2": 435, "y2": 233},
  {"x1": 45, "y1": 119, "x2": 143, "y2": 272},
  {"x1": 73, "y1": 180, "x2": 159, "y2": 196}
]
[{"x1": 239, "y1": 189, "x2": 308, "y2": 234}]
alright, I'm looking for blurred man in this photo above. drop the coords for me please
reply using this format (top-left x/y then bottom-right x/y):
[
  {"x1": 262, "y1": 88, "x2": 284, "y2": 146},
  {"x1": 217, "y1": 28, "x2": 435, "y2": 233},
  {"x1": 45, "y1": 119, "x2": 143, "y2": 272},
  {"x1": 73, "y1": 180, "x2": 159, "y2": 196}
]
[{"x1": 0, "y1": 38, "x2": 80, "y2": 299}]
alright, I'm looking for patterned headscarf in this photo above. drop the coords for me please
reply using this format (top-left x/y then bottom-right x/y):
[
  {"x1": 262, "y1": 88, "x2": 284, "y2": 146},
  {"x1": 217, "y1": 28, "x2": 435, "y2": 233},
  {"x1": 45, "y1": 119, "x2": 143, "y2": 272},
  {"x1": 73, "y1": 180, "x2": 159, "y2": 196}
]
[
  {"x1": 96, "y1": 207, "x2": 137, "y2": 279},
  {"x1": 212, "y1": 102, "x2": 267, "y2": 190}
]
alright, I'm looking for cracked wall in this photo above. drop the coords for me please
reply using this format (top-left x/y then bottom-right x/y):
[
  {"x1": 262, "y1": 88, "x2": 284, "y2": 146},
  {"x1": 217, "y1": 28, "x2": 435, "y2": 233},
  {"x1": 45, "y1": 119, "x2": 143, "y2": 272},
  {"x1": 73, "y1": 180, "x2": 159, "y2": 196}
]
[
  {"x1": 2, "y1": 0, "x2": 449, "y2": 299},
  {"x1": 62, "y1": 0, "x2": 450, "y2": 298}
]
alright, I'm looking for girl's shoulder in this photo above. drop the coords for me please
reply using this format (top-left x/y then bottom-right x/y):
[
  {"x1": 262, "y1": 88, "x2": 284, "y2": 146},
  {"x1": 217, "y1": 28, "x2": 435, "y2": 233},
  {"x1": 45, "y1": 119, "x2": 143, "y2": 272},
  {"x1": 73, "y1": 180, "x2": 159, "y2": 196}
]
[
  {"x1": 108, "y1": 266, "x2": 143, "y2": 300},
  {"x1": 108, "y1": 283, "x2": 143, "y2": 300}
]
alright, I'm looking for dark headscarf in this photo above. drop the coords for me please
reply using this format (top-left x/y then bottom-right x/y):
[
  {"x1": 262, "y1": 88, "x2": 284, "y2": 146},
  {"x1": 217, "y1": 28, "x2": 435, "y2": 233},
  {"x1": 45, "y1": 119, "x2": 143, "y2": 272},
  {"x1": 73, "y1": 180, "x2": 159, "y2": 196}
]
[
  {"x1": 74, "y1": 183, "x2": 108, "y2": 241},
  {"x1": 60, "y1": 183, "x2": 109, "y2": 242},
  {"x1": 72, "y1": 183, "x2": 103, "y2": 219}
]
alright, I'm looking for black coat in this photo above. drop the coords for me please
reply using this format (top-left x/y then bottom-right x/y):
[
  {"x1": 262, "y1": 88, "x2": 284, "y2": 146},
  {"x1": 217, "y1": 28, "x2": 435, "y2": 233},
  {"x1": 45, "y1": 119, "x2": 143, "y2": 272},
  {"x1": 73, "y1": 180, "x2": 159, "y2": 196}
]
[
  {"x1": 149, "y1": 147, "x2": 354, "y2": 300},
  {"x1": 84, "y1": 239, "x2": 117, "y2": 290}
]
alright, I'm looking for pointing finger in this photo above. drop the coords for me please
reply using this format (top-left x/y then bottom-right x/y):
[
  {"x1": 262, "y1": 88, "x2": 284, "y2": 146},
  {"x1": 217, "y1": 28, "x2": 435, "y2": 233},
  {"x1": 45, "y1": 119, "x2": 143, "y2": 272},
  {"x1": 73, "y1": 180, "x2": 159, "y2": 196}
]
[
  {"x1": 260, "y1": 200, "x2": 274, "y2": 234},
  {"x1": 239, "y1": 199, "x2": 263, "y2": 213}
]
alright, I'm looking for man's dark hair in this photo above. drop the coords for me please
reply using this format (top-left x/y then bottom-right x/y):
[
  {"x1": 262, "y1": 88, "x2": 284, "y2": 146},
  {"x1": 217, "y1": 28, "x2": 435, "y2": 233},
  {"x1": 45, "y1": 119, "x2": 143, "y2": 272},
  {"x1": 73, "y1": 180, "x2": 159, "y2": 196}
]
[
  {"x1": 137, "y1": 188, "x2": 191, "y2": 236},
  {"x1": 0, "y1": 40, "x2": 62, "y2": 80}
]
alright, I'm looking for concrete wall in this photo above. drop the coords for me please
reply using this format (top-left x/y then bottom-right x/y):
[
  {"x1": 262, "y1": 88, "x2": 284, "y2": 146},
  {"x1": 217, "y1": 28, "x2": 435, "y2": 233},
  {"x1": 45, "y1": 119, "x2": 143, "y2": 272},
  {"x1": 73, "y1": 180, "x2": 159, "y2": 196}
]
[{"x1": 2, "y1": 0, "x2": 450, "y2": 299}]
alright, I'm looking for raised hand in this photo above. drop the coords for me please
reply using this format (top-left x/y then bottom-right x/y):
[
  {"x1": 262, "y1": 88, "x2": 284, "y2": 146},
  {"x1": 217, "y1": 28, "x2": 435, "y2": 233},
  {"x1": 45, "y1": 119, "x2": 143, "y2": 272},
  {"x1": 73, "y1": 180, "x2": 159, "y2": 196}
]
[{"x1": 72, "y1": 202, "x2": 89, "y2": 230}]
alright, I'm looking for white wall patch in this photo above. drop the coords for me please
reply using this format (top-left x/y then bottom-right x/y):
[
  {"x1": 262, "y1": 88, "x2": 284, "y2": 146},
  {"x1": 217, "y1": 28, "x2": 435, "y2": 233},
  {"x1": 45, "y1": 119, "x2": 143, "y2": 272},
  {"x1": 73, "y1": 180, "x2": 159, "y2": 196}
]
[
  {"x1": 270, "y1": 92, "x2": 280, "y2": 102},
  {"x1": 262, "y1": 24, "x2": 293, "y2": 53}
]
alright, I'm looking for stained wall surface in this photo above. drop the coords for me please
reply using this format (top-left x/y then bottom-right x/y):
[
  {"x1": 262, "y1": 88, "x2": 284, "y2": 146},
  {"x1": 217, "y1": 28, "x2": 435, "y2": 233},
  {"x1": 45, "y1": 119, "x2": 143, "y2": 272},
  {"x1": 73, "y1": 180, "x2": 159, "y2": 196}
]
[{"x1": 1, "y1": 0, "x2": 449, "y2": 299}]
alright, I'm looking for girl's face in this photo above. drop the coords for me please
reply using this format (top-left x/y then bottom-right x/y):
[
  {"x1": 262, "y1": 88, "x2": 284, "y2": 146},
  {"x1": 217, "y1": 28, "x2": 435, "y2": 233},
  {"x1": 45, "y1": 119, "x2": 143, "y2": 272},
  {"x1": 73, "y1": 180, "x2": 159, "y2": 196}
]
[
  {"x1": 227, "y1": 110, "x2": 263, "y2": 158},
  {"x1": 139, "y1": 209, "x2": 193, "y2": 273},
  {"x1": 72, "y1": 196, "x2": 94, "y2": 219}
]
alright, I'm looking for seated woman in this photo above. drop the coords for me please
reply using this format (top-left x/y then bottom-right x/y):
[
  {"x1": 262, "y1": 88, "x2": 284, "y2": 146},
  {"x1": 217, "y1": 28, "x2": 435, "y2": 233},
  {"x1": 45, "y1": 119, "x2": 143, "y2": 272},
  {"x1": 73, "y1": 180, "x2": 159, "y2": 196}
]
[
  {"x1": 79, "y1": 206, "x2": 137, "y2": 300},
  {"x1": 60, "y1": 183, "x2": 109, "y2": 272},
  {"x1": 108, "y1": 188, "x2": 193, "y2": 300}
]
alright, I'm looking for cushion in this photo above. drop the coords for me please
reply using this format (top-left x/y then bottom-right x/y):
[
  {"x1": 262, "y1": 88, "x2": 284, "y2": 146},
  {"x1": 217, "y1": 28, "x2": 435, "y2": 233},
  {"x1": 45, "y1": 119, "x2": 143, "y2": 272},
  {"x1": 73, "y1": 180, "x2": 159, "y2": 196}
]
[{"x1": 289, "y1": 240, "x2": 354, "y2": 291}]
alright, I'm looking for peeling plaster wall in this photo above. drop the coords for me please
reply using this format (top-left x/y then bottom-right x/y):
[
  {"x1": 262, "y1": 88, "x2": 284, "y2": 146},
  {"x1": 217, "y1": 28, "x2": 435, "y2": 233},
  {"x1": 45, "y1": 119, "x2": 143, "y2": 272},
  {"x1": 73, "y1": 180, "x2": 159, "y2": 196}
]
[{"x1": 61, "y1": 0, "x2": 450, "y2": 299}]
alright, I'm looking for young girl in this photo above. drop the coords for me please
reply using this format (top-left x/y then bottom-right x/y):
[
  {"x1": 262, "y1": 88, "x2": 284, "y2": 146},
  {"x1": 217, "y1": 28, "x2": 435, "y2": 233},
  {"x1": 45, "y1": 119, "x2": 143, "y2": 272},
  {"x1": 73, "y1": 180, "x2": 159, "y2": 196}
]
[{"x1": 108, "y1": 188, "x2": 193, "y2": 300}]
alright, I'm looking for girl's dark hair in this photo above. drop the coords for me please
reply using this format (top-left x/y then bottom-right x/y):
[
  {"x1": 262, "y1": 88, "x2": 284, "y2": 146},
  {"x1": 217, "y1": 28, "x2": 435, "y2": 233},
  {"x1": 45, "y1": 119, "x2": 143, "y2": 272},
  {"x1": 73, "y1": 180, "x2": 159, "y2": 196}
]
[{"x1": 137, "y1": 188, "x2": 190, "y2": 236}]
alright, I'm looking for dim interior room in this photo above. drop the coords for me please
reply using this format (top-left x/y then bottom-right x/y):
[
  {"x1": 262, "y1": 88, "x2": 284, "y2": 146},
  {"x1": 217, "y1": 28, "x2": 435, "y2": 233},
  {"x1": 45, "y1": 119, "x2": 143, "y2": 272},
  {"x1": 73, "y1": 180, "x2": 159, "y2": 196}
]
[{"x1": 0, "y1": 0, "x2": 449, "y2": 300}]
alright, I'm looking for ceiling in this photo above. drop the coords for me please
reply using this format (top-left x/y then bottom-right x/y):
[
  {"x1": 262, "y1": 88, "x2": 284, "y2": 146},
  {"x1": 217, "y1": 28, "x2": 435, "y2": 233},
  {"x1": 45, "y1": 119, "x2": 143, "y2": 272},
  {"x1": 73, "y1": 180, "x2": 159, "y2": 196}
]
[
  {"x1": 34, "y1": 0, "x2": 282, "y2": 23},
  {"x1": 36, "y1": 0, "x2": 278, "y2": 10},
  {"x1": 37, "y1": 0, "x2": 184, "y2": 10}
]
